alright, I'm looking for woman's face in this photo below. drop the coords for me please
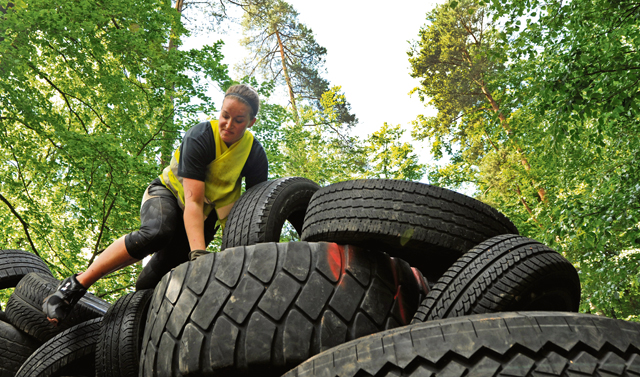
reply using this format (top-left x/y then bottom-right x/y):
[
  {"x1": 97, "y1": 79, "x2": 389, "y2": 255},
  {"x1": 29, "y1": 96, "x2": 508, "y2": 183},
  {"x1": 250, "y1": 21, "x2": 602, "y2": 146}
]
[{"x1": 218, "y1": 97, "x2": 256, "y2": 146}]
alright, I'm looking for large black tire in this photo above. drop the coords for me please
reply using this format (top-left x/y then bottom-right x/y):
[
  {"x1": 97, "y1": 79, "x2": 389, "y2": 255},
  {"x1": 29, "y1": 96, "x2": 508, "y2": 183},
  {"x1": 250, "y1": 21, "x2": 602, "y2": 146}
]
[
  {"x1": 0, "y1": 308, "x2": 8, "y2": 323},
  {"x1": 16, "y1": 318, "x2": 101, "y2": 377},
  {"x1": 412, "y1": 234, "x2": 581, "y2": 323},
  {"x1": 0, "y1": 319, "x2": 41, "y2": 377},
  {"x1": 0, "y1": 249, "x2": 52, "y2": 289},
  {"x1": 222, "y1": 177, "x2": 320, "y2": 248},
  {"x1": 96, "y1": 289, "x2": 153, "y2": 377},
  {"x1": 283, "y1": 311, "x2": 640, "y2": 377},
  {"x1": 301, "y1": 179, "x2": 518, "y2": 282},
  {"x1": 139, "y1": 241, "x2": 429, "y2": 377},
  {"x1": 6, "y1": 272, "x2": 110, "y2": 342}
]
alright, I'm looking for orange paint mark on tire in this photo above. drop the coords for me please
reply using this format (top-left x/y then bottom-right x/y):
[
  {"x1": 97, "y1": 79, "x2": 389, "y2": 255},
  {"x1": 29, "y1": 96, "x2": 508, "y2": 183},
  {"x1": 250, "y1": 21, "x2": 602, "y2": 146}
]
[
  {"x1": 394, "y1": 285, "x2": 408, "y2": 324},
  {"x1": 412, "y1": 267, "x2": 429, "y2": 295},
  {"x1": 326, "y1": 243, "x2": 343, "y2": 282}
]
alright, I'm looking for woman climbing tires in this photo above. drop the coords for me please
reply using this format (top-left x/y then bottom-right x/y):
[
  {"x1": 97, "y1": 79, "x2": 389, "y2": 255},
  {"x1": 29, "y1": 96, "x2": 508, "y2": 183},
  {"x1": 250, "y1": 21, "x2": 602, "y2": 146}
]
[
  {"x1": 283, "y1": 312, "x2": 640, "y2": 377},
  {"x1": 301, "y1": 179, "x2": 518, "y2": 281},
  {"x1": 222, "y1": 177, "x2": 320, "y2": 248},
  {"x1": 139, "y1": 241, "x2": 428, "y2": 377},
  {"x1": 412, "y1": 234, "x2": 581, "y2": 323}
]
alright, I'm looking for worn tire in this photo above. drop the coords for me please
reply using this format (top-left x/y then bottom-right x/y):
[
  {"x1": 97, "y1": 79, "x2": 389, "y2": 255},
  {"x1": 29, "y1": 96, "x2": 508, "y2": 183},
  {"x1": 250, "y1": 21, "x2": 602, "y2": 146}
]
[
  {"x1": 139, "y1": 241, "x2": 429, "y2": 377},
  {"x1": 0, "y1": 319, "x2": 41, "y2": 377},
  {"x1": 412, "y1": 234, "x2": 581, "y2": 323},
  {"x1": 6, "y1": 272, "x2": 110, "y2": 342},
  {"x1": 96, "y1": 289, "x2": 153, "y2": 377},
  {"x1": 16, "y1": 318, "x2": 101, "y2": 377},
  {"x1": 0, "y1": 309, "x2": 8, "y2": 323},
  {"x1": 301, "y1": 179, "x2": 518, "y2": 281},
  {"x1": 0, "y1": 249, "x2": 52, "y2": 289},
  {"x1": 283, "y1": 311, "x2": 640, "y2": 377},
  {"x1": 222, "y1": 177, "x2": 320, "y2": 248}
]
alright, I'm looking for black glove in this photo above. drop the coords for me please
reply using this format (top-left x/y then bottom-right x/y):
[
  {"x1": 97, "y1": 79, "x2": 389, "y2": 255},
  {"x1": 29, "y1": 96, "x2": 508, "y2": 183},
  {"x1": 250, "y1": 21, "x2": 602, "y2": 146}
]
[
  {"x1": 42, "y1": 273, "x2": 87, "y2": 325},
  {"x1": 188, "y1": 249, "x2": 210, "y2": 261}
]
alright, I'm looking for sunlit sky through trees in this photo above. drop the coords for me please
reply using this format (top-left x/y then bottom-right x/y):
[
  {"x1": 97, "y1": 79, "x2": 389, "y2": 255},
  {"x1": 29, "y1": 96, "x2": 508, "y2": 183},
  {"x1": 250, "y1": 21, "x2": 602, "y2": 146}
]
[{"x1": 182, "y1": 1, "x2": 444, "y2": 173}]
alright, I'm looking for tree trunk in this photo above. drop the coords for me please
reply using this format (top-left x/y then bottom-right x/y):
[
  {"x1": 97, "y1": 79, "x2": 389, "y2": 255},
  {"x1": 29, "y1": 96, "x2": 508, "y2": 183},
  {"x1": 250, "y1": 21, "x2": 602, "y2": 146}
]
[
  {"x1": 168, "y1": 0, "x2": 184, "y2": 52},
  {"x1": 160, "y1": 0, "x2": 185, "y2": 167},
  {"x1": 275, "y1": 28, "x2": 299, "y2": 123}
]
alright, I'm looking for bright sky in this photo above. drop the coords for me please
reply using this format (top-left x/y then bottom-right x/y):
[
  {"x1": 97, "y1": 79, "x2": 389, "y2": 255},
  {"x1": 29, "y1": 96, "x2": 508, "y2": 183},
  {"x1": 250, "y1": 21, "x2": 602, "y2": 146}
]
[
  {"x1": 286, "y1": 0, "x2": 442, "y2": 139},
  {"x1": 184, "y1": 0, "x2": 444, "y2": 164}
]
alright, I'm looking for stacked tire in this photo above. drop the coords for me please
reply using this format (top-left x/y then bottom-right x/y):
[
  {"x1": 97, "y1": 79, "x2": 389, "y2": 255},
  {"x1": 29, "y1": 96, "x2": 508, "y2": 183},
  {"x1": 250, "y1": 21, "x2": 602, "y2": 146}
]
[
  {"x1": 0, "y1": 249, "x2": 53, "y2": 377},
  {"x1": 0, "y1": 249, "x2": 113, "y2": 377},
  {"x1": 4, "y1": 177, "x2": 640, "y2": 377},
  {"x1": 134, "y1": 177, "x2": 640, "y2": 376},
  {"x1": 138, "y1": 241, "x2": 429, "y2": 376},
  {"x1": 280, "y1": 179, "x2": 640, "y2": 376}
]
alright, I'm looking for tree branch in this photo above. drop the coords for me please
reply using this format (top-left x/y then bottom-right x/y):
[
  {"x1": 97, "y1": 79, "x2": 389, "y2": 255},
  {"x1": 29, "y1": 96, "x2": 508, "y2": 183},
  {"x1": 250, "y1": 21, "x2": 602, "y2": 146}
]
[{"x1": 0, "y1": 192, "x2": 41, "y2": 257}]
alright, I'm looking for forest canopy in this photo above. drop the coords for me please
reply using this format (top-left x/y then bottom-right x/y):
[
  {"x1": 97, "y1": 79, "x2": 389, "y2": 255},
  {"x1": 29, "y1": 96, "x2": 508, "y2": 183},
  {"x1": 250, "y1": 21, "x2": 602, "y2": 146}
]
[{"x1": 1, "y1": 0, "x2": 639, "y2": 321}]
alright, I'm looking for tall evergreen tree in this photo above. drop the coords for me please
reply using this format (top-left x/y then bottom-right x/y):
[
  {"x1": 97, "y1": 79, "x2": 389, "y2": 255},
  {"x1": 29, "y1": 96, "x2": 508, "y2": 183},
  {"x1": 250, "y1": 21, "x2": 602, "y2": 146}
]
[
  {"x1": 238, "y1": 0, "x2": 355, "y2": 126},
  {"x1": 363, "y1": 123, "x2": 426, "y2": 181},
  {"x1": 411, "y1": 0, "x2": 640, "y2": 319},
  {"x1": 409, "y1": 0, "x2": 546, "y2": 219}
]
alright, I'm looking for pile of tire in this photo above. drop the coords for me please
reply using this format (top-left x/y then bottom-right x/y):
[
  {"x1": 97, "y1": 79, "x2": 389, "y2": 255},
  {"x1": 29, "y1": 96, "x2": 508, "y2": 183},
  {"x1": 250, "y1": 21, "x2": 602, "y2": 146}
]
[
  {"x1": 2, "y1": 177, "x2": 640, "y2": 377},
  {"x1": 0, "y1": 249, "x2": 111, "y2": 377}
]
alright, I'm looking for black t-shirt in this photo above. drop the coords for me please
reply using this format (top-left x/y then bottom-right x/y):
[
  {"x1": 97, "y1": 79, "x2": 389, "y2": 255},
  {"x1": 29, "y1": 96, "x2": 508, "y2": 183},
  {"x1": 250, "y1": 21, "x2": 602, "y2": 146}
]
[{"x1": 177, "y1": 121, "x2": 268, "y2": 189}]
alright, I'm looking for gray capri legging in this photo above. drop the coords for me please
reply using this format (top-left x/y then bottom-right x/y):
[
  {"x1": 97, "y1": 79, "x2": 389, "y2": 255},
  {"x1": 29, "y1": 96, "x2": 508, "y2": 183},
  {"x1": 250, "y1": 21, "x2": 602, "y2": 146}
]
[{"x1": 125, "y1": 178, "x2": 218, "y2": 290}]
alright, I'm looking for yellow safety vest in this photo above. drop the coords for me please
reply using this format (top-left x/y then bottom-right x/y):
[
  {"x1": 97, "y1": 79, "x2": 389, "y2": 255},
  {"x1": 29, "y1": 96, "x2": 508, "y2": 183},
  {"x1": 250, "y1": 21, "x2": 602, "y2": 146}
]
[{"x1": 160, "y1": 121, "x2": 254, "y2": 227}]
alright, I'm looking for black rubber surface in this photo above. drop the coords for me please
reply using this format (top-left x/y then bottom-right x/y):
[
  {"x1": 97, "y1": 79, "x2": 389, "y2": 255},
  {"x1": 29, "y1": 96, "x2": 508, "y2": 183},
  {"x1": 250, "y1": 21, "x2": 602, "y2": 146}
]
[
  {"x1": 412, "y1": 234, "x2": 581, "y2": 323},
  {"x1": 6, "y1": 272, "x2": 110, "y2": 342},
  {"x1": 222, "y1": 177, "x2": 320, "y2": 248},
  {"x1": 0, "y1": 249, "x2": 52, "y2": 289},
  {"x1": 0, "y1": 319, "x2": 40, "y2": 377},
  {"x1": 301, "y1": 179, "x2": 518, "y2": 282},
  {"x1": 96, "y1": 289, "x2": 153, "y2": 377},
  {"x1": 139, "y1": 241, "x2": 429, "y2": 377},
  {"x1": 283, "y1": 311, "x2": 640, "y2": 377},
  {"x1": 16, "y1": 318, "x2": 101, "y2": 377}
]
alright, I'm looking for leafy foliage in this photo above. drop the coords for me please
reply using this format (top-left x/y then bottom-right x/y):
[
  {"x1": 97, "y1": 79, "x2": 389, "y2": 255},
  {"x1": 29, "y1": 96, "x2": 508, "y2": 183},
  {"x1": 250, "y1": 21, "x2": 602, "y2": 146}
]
[
  {"x1": 0, "y1": 0, "x2": 428, "y2": 309},
  {"x1": 0, "y1": 0, "x2": 228, "y2": 302},
  {"x1": 411, "y1": 0, "x2": 640, "y2": 319},
  {"x1": 363, "y1": 123, "x2": 426, "y2": 181}
]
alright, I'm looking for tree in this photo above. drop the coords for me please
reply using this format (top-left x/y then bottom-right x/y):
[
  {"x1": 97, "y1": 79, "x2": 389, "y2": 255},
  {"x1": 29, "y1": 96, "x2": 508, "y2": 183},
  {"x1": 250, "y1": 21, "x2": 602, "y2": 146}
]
[
  {"x1": 0, "y1": 0, "x2": 228, "y2": 303},
  {"x1": 409, "y1": 0, "x2": 547, "y2": 219},
  {"x1": 363, "y1": 123, "x2": 426, "y2": 181},
  {"x1": 410, "y1": 0, "x2": 640, "y2": 319},
  {"x1": 238, "y1": 0, "x2": 355, "y2": 126},
  {"x1": 486, "y1": 0, "x2": 640, "y2": 319}
]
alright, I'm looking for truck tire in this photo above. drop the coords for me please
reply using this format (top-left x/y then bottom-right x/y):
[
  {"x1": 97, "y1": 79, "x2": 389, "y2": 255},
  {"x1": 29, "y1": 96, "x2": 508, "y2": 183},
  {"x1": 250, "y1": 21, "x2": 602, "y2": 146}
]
[
  {"x1": 222, "y1": 177, "x2": 320, "y2": 248},
  {"x1": 413, "y1": 234, "x2": 581, "y2": 323},
  {"x1": 0, "y1": 249, "x2": 52, "y2": 289},
  {"x1": 0, "y1": 319, "x2": 40, "y2": 377},
  {"x1": 301, "y1": 179, "x2": 518, "y2": 281},
  {"x1": 283, "y1": 312, "x2": 640, "y2": 377},
  {"x1": 96, "y1": 289, "x2": 153, "y2": 377},
  {"x1": 139, "y1": 242, "x2": 428, "y2": 377},
  {"x1": 16, "y1": 318, "x2": 101, "y2": 377},
  {"x1": 6, "y1": 272, "x2": 110, "y2": 342},
  {"x1": 0, "y1": 308, "x2": 8, "y2": 323}
]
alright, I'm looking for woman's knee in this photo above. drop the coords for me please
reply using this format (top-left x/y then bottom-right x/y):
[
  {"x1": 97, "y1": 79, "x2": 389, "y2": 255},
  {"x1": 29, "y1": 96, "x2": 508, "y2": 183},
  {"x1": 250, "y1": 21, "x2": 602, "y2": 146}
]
[{"x1": 124, "y1": 227, "x2": 174, "y2": 260}]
